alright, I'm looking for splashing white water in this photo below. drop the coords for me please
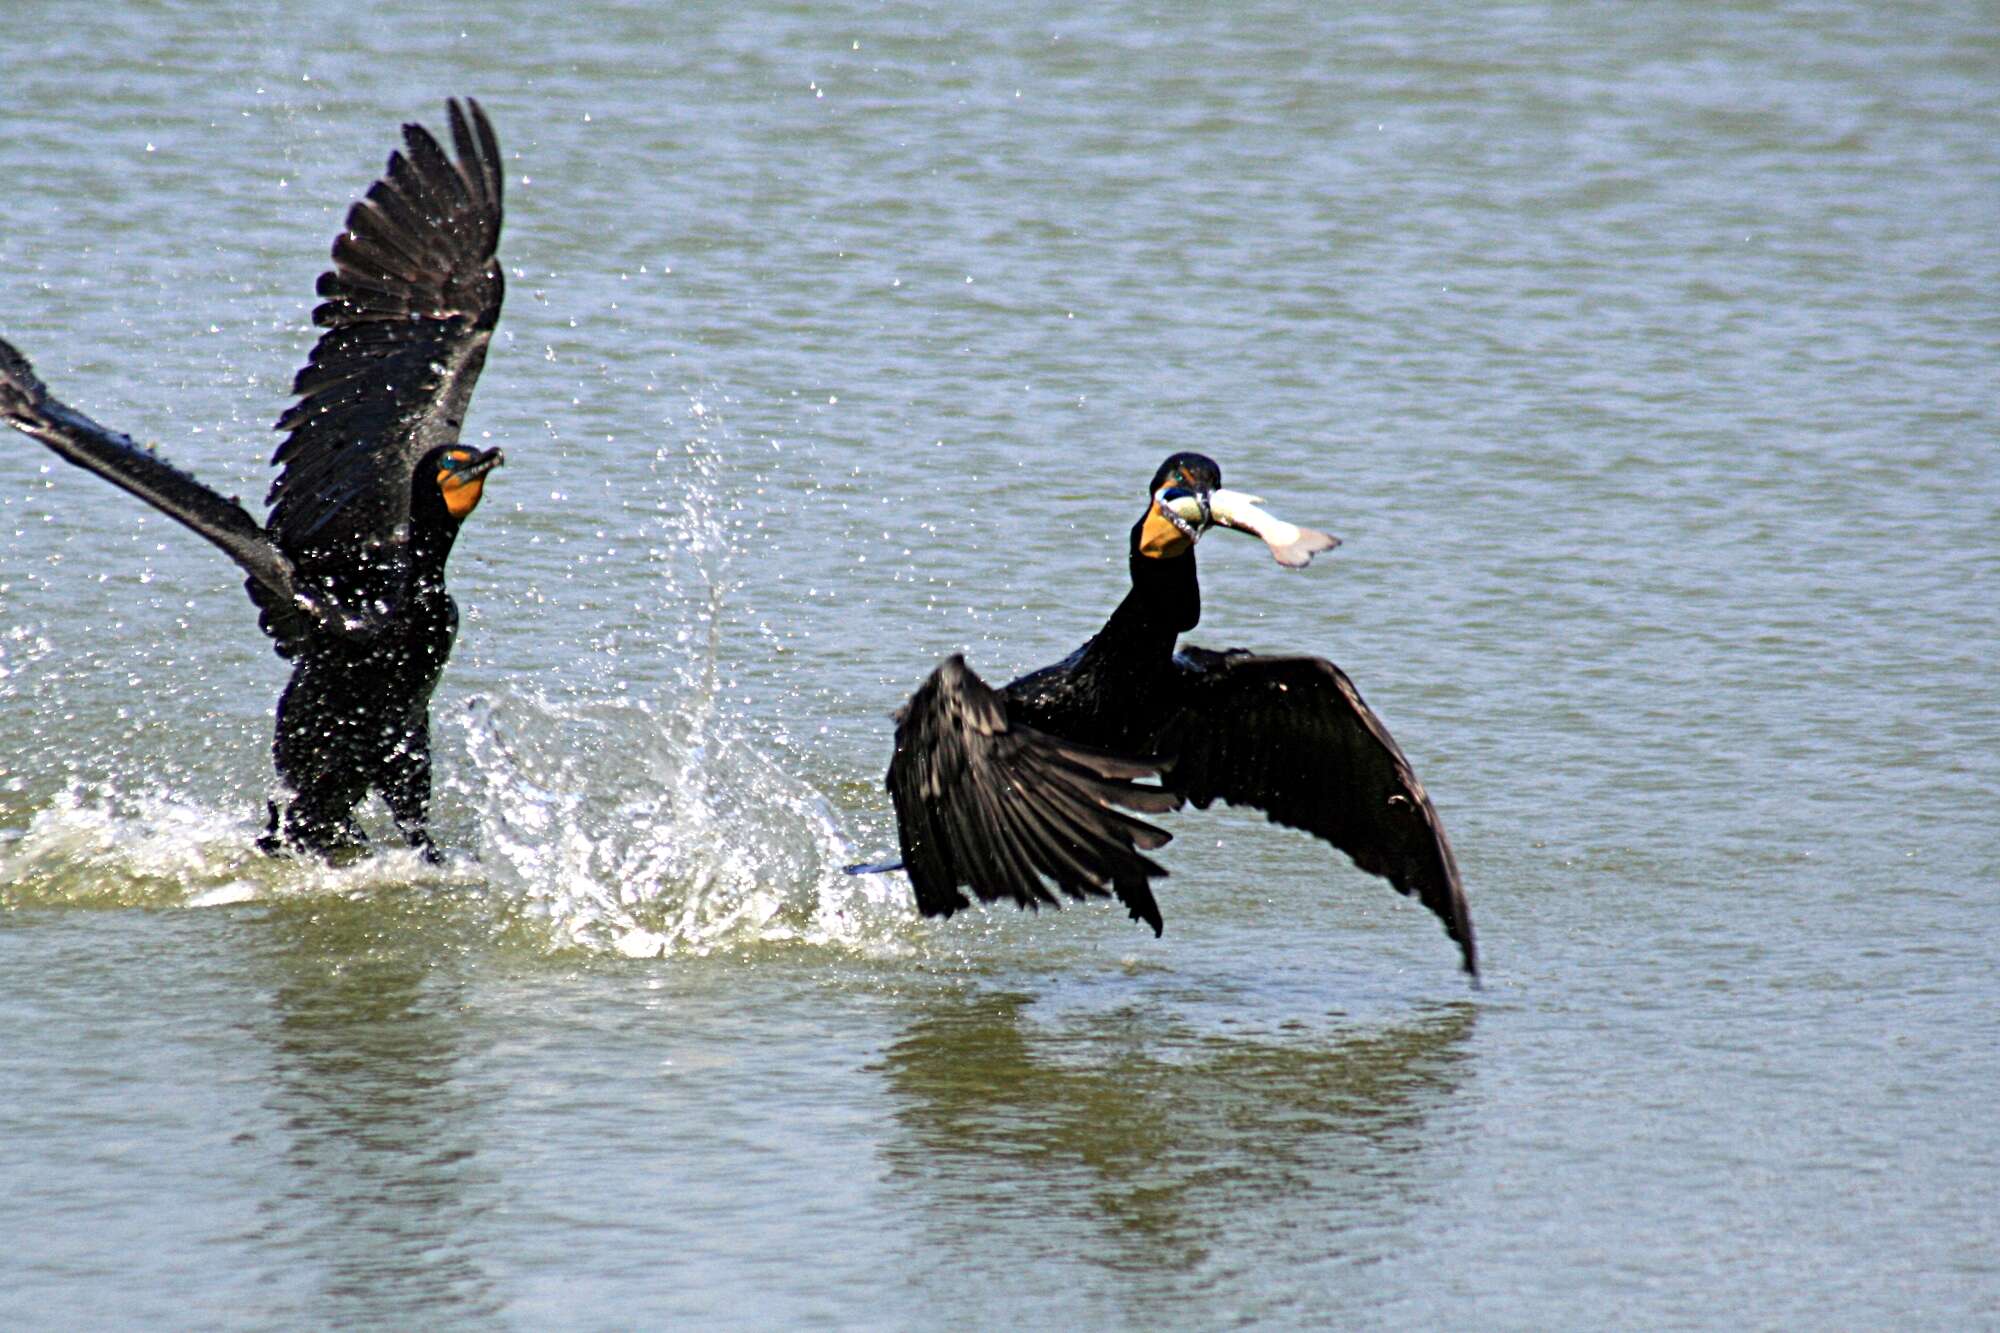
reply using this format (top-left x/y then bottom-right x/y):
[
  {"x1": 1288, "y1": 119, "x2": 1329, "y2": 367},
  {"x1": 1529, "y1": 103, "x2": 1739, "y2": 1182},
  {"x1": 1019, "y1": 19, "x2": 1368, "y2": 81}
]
[
  {"x1": 0, "y1": 782, "x2": 460, "y2": 908},
  {"x1": 0, "y1": 709, "x2": 914, "y2": 960},
  {"x1": 429, "y1": 396, "x2": 917, "y2": 958},
  {"x1": 447, "y1": 683, "x2": 912, "y2": 959},
  {"x1": 0, "y1": 785, "x2": 260, "y2": 905}
]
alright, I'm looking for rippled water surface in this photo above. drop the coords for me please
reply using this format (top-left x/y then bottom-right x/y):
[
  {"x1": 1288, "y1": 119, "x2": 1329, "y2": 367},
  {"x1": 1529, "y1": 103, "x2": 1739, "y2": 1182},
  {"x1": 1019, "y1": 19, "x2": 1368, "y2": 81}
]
[{"x1": 2, "y1": 3, "x2": 1996, "y2": 1326}]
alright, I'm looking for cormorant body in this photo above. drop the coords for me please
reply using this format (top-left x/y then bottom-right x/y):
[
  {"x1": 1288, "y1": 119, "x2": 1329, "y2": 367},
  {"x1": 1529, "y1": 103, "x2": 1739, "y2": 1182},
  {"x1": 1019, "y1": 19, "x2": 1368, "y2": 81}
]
[
  {"x1": 0, "y1": 100, "x2": 506, "y2": 860},
  {"x1": 885, "y1": 453, "x2": 1477, "y2": 976}
]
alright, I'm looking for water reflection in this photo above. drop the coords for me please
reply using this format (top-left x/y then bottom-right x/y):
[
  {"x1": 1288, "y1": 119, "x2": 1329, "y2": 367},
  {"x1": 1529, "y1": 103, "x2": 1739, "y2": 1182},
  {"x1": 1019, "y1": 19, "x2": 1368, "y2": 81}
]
[
  {"x1": 245, "y1": 894, "x2": 502, "y2": 1324},
  {"x1": 878, "y1": 988, "x2": 1476, "y2": 1279}
]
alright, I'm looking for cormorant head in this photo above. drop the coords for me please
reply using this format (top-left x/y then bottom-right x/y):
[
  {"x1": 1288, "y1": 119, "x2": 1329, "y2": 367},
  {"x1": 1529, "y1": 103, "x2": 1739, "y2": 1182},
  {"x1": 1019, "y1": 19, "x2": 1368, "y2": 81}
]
[
  {"x1": 426, "y1": 444, "x2": 505, "y2": 522},
  {"x1": 1137, "y1": 452, "x2": 1223, "y2": 560},
  {"x1": 1137, "y1": 451, "x2": 1341, "y2": 568}
]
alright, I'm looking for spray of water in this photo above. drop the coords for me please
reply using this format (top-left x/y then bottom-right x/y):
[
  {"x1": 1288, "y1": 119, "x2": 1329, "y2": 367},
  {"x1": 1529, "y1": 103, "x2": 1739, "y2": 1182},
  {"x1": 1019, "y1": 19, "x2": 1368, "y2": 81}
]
[
  {"x1": 0, "y1": 393, "x2": 918, "y2": 959},
  {"x1": 447, "y1": 683, "x2": 909, "y2": 958}
]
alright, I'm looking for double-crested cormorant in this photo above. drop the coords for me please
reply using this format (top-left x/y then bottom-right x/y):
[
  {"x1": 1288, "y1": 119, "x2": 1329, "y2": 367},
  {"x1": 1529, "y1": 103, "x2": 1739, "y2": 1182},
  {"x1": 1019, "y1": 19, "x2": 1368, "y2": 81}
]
[
  {"x1": 0, "y1": 99, "x2": 506, "y2": 860},
  {"x1": 883, "y1": 452, "x2": 1477, "y2": 975}
]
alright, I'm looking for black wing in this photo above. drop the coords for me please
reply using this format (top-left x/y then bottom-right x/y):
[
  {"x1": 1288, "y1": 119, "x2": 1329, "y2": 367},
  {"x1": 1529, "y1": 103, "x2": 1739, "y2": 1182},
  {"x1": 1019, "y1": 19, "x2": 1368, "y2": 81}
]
[
  {"x1": 267, "y1": 99, "x2": 505, "y2": 583},
  {"x1": 0, "y1": 334, "x2": 314, "y2": 634},
  {"x1": 1165, "y1": 648, "x2": 1477, "y2": 976},
  {"x1": 887, "y1": 654, "x2": 1180, "y2": 933}
]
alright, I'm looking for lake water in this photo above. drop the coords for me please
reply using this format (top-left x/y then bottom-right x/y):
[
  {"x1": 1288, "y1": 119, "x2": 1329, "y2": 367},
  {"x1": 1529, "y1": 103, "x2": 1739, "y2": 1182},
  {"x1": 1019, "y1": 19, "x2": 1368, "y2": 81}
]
[{"x1": 2, "y1": 2, "x2": 1996, "y2": 1326}]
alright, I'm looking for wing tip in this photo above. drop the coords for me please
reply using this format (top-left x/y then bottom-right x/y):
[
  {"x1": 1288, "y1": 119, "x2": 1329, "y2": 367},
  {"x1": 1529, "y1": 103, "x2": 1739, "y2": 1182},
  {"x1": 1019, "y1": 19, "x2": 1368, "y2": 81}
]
[
  {"x1": 1126, "y1": 886, "x2": 1165, "y2": 937},
  {"x1": 912, "y1": 884, "x2": 973, "y2": 921},
  {"x1": 0, "y1": 335, "x2": 49, "y2": 419}
]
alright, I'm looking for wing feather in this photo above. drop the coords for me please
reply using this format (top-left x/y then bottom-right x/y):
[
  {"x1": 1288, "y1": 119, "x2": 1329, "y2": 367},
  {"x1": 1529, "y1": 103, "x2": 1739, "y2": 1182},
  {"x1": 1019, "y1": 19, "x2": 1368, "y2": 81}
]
[
  {"x1": 0, "y1": 334, "x2": 333, "y2": 651},
  {"x1": 887, "y1": 655, "x2": 1174, "y2": 932},
  {"x1": 1166, "y1": 648, "x2": 1477, "y2": 975},
  {"x1": 265, "y1": 99, "x2": 505, "y2": 581}
]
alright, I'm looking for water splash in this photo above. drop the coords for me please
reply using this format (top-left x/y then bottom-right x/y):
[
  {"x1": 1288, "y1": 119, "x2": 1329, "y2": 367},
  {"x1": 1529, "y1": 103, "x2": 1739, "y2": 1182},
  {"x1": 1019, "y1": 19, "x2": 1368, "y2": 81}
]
[
  {"x1": 433, "y1": 393, "x2": 917, "y2": 959},
  {"x1": 0, "y1": 782, "x2": 459, "y2": 909},
  {"x1": 448, "y1": 684, "x2": 911, "y2": 959},
  {"x1": 0, "y1": 784, "x2": 259, "y2": 907},
  {"x1": 0, "y1": 702, "x2": 913, "y2": 960}
]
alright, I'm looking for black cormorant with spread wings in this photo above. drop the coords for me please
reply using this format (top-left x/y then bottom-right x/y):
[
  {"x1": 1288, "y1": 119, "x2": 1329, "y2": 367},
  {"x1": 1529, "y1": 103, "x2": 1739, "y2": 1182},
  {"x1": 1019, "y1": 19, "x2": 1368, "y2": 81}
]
[
  {"x1": 881, "y1": 452, "x2": 1476, "y2": 976},
  {"x1": 0, "y1": 99, "x2": 506, "y2": 860}
]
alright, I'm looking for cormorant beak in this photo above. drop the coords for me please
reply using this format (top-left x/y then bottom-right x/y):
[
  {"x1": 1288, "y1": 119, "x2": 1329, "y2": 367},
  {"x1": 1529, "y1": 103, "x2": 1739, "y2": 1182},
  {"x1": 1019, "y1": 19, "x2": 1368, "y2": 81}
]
[
  {"x1": 1207, "y1": 488, "x2": 1341, "y2": 568},
  {"x1": 462, "y1": 446, "x2": 505, "y2": 481},
  {"x1": 1154, "y1": 485, "x2": 1213, "y2": 540}
]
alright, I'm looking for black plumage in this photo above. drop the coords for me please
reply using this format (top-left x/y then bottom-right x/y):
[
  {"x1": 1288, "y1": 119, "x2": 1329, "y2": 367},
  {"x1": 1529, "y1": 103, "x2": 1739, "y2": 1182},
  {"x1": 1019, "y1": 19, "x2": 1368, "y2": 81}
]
[
  {"x1": 0, "y1": 99, "x2": 506, "y2": 859},
  {"x1": 885, "y1": 452, "x2": 1477, "y2": 976},
  {"x1": 889, "y1": 655, "x2": 1180, "y2": 933}
]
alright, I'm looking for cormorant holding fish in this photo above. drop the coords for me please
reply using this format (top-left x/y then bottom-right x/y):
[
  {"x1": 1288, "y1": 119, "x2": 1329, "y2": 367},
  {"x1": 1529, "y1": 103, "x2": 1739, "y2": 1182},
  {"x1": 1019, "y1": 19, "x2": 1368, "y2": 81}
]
[
  {"x1": 880, "y1": 453, "x2": 1477, "y2": 975},
  {"x1": 0, "y1": 99, "x2": 506, "y2": 860}
]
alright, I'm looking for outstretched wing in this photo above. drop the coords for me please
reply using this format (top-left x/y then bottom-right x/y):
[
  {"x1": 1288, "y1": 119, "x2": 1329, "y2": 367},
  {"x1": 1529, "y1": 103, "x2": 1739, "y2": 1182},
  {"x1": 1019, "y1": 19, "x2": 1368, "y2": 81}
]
[
  {"x1": 888, "y1": 654, "x2": 1180, "y2": 933},
  {"x1": 0, "y1": 334, "x2": 315, "y2": 641},
  {"x1": 1165, "y1": 648, "x2": 1477, "y2": 975},
  {"x1": 267, "y1": 98, "x2": 505, "y2": 577}
]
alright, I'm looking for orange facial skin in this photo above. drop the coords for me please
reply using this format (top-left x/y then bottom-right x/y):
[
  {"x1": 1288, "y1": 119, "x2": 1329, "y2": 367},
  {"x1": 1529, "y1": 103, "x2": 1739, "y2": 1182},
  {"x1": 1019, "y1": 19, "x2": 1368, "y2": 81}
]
[
  {"x1": 1138, "y1": 466, "x2": 1205, "y2": 559},
  {"x1": 436, "y1": 447, "x2": 501, "y2": 520},
  {"x1": 440, "y1": 468, "x2": 486, "y2": 519},
  {"x1": 1138, "y1": 501, "x2": 1194, "y2": 559}
]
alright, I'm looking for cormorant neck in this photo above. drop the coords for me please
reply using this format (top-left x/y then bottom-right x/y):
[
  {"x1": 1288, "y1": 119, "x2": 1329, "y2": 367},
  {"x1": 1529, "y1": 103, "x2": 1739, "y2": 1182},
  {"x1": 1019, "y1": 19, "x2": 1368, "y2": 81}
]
[
  {"x1": 1127, "y1": 544, "x2": 1201, "y2": 628},
  {"x1": 407, "y1": 494, "x2": 465, "y2": 582},
  {"x1": 1082, "y1": 531, "x2": 1201, "y2": 667}
]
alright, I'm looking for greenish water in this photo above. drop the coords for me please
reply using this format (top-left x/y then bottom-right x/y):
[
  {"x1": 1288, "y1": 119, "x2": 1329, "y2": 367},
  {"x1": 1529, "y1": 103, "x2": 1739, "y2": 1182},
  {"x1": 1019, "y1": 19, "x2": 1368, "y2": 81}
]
[{"x1": 2, "y1": 2, "x2": 1996, "y2": 1326}]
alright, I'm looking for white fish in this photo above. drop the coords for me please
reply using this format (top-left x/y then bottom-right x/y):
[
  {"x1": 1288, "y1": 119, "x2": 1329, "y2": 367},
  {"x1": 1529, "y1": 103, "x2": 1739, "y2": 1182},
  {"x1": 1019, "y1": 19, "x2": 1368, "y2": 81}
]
[{"x1": 1162, "y1": 488, "x2": 1340, "y2": 568}]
